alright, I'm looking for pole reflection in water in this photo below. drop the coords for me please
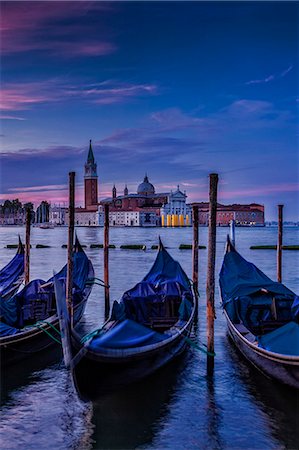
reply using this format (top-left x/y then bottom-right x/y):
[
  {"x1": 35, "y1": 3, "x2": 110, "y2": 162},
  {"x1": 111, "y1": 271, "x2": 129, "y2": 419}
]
[{"x1": 205, "y1": 376, "x2": 223, "y2": 450}]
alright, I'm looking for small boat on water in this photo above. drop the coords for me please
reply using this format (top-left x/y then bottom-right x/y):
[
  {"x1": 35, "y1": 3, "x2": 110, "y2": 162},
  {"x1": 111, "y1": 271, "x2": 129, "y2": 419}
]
[
  {"x1": 0, "y1": 237, "x2": 94, "y2": 367},
  {"x1": 71, "y1": 240, "x2": 196, "y2": 396},
  {"x1": 0, "y1": 237, "x2": 24, "y2": 301},
  {"x1": 219, "y1": 237, "x2": 299, "y2": 389},
  {"x1": 39, "y1": 223, "x2": 55, "y2": 229}
]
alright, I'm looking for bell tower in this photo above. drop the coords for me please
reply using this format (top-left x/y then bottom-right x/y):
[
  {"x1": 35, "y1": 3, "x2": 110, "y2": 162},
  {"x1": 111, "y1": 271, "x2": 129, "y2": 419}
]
[{"x1": 84, "y1": 140, "x2": 98, "y2": 210}]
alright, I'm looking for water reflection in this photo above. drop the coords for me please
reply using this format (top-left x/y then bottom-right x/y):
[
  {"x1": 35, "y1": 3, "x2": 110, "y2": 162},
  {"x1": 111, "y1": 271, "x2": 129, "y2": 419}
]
[
  {"x1": 90, "y1": 353, "x2": 191, "y2": 449},
  {"x1": 0, "y1": 346, "x2": 62, "y2": 405},
  {"x1": 225, "y1": 337, "x2": 299, "y2": 449},
  {"x1": 205, "y1": 376, "x2": 223, "y2": 450}
]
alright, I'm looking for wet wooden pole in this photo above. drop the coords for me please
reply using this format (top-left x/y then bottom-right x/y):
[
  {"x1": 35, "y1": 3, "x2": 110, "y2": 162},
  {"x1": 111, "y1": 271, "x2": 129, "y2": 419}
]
[
  {"x1": 206, "y1": 173, "x2": 218, "y2": 376},
  {"x1": 277, "y1": 204, "x2": 283, "y2": 283},
  {"x1": 66, "y1": 171, "x2": 75, "y2": 328},
  {"x1": 24, "y1": 207, "x2": 31, "y2": 284},
  {"x1": 104, "y1": 204, "x2": 110, "y2": 319},
  {"x1": 192, "y1": 205, "x2": 199, "y2": 319},
  {"x1": 229, "y1": 219, "x2": 236, "y2": 247}
]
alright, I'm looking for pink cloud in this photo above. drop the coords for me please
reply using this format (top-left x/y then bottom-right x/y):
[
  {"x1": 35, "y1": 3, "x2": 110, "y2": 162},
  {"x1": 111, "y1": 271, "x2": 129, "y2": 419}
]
[
  {"x1": 1, "y1": 2, "x2": 116, "y2": 58},
  {"x1": 0, "y1": 80, "x2": 158, "y2": 112},
  {"x1": 0, "y1": 84, "x2": 52, "y2": 111}
]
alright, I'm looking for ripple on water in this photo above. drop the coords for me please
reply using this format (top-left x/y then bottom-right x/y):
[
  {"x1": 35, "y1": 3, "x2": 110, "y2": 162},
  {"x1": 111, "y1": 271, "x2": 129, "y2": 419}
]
[{"x1": 0, "y1": 367, "x2": 94, "y2": 450}]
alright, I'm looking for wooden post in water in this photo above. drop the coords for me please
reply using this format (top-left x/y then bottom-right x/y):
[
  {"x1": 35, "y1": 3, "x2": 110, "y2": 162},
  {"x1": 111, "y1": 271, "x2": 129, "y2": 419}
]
[
  {"x1": 24, "y1": 207, "x2": 31, "y2": 284},
  {"x1": 104, "y1": 203, "x2": 110, "y2": 319},
  {"x1": 206, "y1": 173, "x2": 218, "y2": 376},
  {"x1": 277, "y1": 204, "x2": 283, "y2": 283},
  {"x1": 229, "y1": 219, "x2": 236, "y2": 247},
  {"x1": 66, "y1": 171, "x2": 75, "y2": 328},
  {"x1": 192, "y1": 205, "x2": 199, "y2": 318}
]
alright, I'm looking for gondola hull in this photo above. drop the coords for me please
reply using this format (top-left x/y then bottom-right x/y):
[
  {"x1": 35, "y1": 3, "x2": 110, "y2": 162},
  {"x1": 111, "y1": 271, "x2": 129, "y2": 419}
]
[
  {"x1": 1, "y1": 295, "x2": 89, "y2": 367},
  {"x1": 225, "y1": 311, "x2": 299, "y2": 389},
  {"x1": 0, "y1": 255, "x2": 94, "y2": 368},
  {"x1": 72, "y1": 315, "x2": 194, "y2": 397}
]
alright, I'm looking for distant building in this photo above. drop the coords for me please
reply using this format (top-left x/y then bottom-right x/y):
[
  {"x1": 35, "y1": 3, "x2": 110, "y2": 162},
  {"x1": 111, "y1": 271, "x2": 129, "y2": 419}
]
[
  {"x1": 49, "y1": 205, "x2": 67, "y2": 225},
  {"x1": 36, "y1": 201, "x2": 50, "y2": 223},
  {"x1": 0, "y1": 200, "x2": 34, "y2": 225},
  {"x1": 65, "y1": 140, "x2": 99, "y2": 226},
  {"x1": 161, "y1": 186, "x2": 192, "y2": 226},
  {"x1": 191, "y1": 202, "x2": 265, "y2": 226},
  {"x1": 100, "y1": 176, "x2": 191, "y2": 227}
]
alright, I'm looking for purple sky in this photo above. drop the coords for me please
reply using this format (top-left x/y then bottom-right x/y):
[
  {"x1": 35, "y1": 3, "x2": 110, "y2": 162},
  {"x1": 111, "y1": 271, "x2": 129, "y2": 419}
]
[{"x1": 1, "y1": 1, "x2": 298, "y2": 220}]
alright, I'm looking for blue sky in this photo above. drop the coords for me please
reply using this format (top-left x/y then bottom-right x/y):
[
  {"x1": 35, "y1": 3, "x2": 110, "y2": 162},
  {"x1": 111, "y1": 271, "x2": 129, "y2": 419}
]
[{"x1": 1, "y1": 1, "x2": 298, "y2": 220}]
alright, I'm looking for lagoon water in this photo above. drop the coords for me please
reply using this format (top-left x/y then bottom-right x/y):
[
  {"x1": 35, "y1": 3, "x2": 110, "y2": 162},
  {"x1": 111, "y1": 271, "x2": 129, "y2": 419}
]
[{"x1": 0, "y1": 226, "x2": 298, "y2": 450}]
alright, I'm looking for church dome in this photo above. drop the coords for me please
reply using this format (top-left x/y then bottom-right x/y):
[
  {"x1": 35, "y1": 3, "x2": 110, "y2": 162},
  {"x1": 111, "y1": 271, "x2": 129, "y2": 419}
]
[{"x1": 137, "y1": 175, "x2": 155, "y2": 195}]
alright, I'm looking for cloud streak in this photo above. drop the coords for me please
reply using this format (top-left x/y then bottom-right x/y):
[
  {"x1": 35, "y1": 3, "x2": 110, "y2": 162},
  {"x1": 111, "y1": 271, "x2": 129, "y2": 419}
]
[
  {"x1": 246, "y1": 65, "x2": 293, "y2": 85},
  {"x1": 1, "y1": 2, "x2": 117, "y2": 58},
  {"x1": 0, "y1": 79, "x2": 158, "y2": 112}
]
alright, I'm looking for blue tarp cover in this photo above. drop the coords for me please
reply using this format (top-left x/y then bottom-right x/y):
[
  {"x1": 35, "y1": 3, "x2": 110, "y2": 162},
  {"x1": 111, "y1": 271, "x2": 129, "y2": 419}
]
[
  {"x1": 142, "y1": 245, "x2": 190, "y2": 290},
  {"x1": 118, "y1": 246, "x2": 193, "y2": 325},
  {"x1": 220, "y1": 250, "x2": 295, "y2": 305},
  {"x1": 0, "y1": 321, "x2": 20, "y2": 336},
  {"x1": 88, "y1": 319, "x2": 168, "y2": 351},
  {"x1": 258, "y1": 322, "x2": 299, "y2": 356},
  {"x1": 0, "y1": 250, "x2": 24, "y2": 299},
  {"x1": 219, "y1": 245, "x2": 298, "y2": 331},
  {"x1": 0, "y1": 240, "x2": 91, "y2": 334}
]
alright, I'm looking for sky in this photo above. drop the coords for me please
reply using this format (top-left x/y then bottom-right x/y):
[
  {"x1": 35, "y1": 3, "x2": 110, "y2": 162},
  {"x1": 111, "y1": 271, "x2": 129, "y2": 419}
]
[{"x1": 0, "y1": 1, "x2": 298, "y2": 220}]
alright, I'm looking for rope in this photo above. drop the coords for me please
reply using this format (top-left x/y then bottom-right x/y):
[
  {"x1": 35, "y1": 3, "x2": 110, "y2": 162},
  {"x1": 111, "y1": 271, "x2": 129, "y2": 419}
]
[
  {"x1": 35, "y1": 324, "x2": 61, "y2": 345},
  {"x1": 86, "y1": 279, "x2": 110, "y2": 288},
  {"x1": 36, "y1": 320, "x2": 61, "y2": 336},
  {"x1": 33, "y1": 323, "x2": 62, "y2": 345},
  {"x1": 183, "y1": 334, "x2": 216, "y2": 357},
  {"x1": 80, "y1": 325, "x2": 105, "y2": 344}
]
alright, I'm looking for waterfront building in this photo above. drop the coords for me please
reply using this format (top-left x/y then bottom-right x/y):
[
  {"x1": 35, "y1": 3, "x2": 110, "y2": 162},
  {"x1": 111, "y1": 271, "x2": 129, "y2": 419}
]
[
  {"x1": 100, "y1": 176, "x2": 191, "y2": 227},
  {"x1": 161, "y1": 186, "x2": 192, "y2": 227},
  {"x1": 100, "y1": 175, "x2": 167, "y2": 227},
  {"x1": 49, "y1": 205, "x2": 67, "y2": 225},
  {"x1": 65, "y1": 140, "x2": 99, "y2": 226},
  {"x1": 0, "y1": 200, "x2": 34, "y2": 225},
  {"x1": 192, "y1": 202, "x2": 265, "y2": 226},
  {"x1": 36, "y1": 201, "x2": 50, "y2": 223}
]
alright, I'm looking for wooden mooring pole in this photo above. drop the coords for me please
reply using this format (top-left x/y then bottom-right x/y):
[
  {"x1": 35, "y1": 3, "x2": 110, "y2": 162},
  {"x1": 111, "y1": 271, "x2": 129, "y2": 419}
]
[
  {"x1": 206, "y1": 173, "x2": 218, "y2": 376},
  {"x1": 229, "y1": 219, "x2": 236, "y2": 247},
  {"x1": 192, "y1": 205, "x2": 199, "y2": 318},
  {"x1": 66, "y1": 171, "x2": 75, "y2": 328},
  {"x1": 24, "y1": 207, "x2": 31, "y2": 284},
  {"x1": 104, "y1": 204, "x2": 110, "y2": 319},
  {"x1": 277, "y1": 204, "x2": 283, "y2": 283}
]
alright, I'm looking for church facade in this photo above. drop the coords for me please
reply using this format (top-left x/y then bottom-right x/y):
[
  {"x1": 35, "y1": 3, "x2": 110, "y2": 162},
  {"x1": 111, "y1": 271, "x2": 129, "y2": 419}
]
[{"x1": 100, "y1": 176, "x2": 192, "y2": 227}]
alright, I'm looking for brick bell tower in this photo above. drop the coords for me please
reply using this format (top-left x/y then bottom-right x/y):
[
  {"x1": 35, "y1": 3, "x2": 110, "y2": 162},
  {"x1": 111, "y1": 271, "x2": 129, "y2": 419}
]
[{"x1": 84, "y1": 140, "x2": 98, "y2": 210}]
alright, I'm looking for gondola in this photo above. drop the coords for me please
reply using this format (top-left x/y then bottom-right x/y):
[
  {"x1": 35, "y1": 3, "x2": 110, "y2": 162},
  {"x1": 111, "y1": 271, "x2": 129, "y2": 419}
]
[
  {"x1": 0, "y1": 237, "x2": 24, "y2": 301},
  {"x1": 0, "y1": 237, "x2": 94, "y2": 367},
  {"x1": 71, "y1": 240, "x2": 196, "y2": 396},
  {"x1": 219, "y1": 237, "x2": 299, "y2": 389}
]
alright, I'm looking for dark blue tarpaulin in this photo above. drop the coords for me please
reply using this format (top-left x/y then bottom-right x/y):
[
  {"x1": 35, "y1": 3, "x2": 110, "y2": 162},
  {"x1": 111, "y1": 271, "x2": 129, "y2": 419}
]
[
  {"x1": 220, "y1": 249, "x2": 295, "y2": 305},
  {"x1": 117, "y1": 244, "x2": 193, "y2": 325},
  {"x1": 88, "y1": 319, "x2": 168, "y2": 351},
  {"x1": 142, "y1": 244, "x2": 190, "y2": 290},
  {"x1": 0, "y1": 242, "x2": 24, "y2": 299},
  {"x1": 219, "y1": 244, "x2": 298, "y2": 330},
  {"x1": 0, "y1": 239, "x2": 91, "y2": 334},
  {"x1": 258, "y1": 321, "x2": 299, "y2": 356}
]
